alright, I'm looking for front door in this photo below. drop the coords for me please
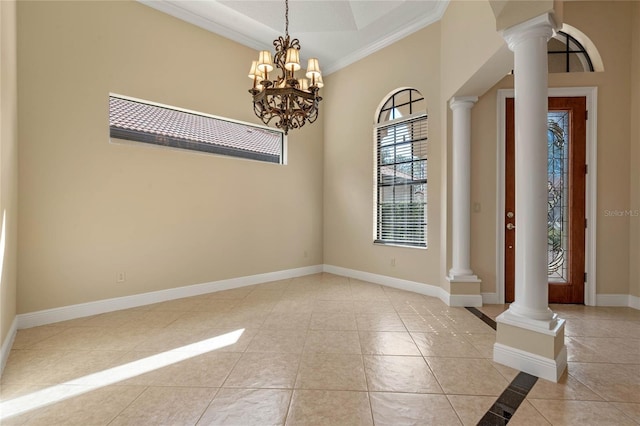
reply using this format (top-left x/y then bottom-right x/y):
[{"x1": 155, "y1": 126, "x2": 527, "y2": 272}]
[{"x1": 505, "y1": 97, "x2": 587, "y2": 304}]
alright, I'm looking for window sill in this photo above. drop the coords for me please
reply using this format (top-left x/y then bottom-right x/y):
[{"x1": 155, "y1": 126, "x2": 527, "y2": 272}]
[{"x1": 373, "y1": 241, "x2": 427, "y2": 250}]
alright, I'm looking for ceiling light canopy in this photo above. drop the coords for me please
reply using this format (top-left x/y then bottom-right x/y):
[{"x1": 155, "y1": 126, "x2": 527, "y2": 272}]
[{"x1": 248, "y1": 0, "x2": 323, "y2": 135}]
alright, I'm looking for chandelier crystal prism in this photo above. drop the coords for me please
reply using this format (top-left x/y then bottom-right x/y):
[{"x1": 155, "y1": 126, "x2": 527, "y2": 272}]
[{"x1": 248, "y1": 0, "x2": 323, "y2": 135}]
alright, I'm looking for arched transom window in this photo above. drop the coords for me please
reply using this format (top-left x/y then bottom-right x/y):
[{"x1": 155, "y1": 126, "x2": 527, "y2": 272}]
[
  {"x1": 548, "y1": 30, "x2": 594, "y2": 73},
  {"x1": 375, "y1": 88, "x2": 428, "y2": 247}
]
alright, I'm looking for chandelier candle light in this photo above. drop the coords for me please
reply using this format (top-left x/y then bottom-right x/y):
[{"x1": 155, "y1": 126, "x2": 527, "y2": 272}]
[{"x1": 248, "y1": 0, "x2": 323, "y2": 135}]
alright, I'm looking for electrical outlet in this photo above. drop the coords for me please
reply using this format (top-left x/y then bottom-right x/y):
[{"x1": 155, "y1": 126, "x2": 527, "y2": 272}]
[
  {"x1": 304, "y1": 250, "x2": 309, "y2": 258},
  {"x1": 116, "y1": 272, "x2": 126, "y2": 283},
  {"x1": 390, "y1": 258, "x2": 396, "y2": 267}
]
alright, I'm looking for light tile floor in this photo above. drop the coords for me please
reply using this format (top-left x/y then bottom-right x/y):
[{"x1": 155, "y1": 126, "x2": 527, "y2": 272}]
[
  {"x1": 0, "y1": 273, "x2": 638, "y2": 425},
  {"x1": 479, "y1": 303, "x2": 640, "y2": 425}
]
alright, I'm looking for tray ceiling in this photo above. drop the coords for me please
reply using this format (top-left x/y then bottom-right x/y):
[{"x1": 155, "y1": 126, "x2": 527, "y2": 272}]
[{"x1": 139, "y1": 0, "x2": 449, "y2": 75}]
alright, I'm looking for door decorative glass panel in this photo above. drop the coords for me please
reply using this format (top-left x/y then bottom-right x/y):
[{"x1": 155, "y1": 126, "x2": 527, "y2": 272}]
[
  {"x1": 547, "y1": 111, "x2": 569, "y2": 281},
  {"x1": 505, "y1": 96, "x2": 586, "y2": 304}
]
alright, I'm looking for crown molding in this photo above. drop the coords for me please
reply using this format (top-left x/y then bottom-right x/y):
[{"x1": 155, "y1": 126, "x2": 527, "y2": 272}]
[
  {"x1": 323, "y1": 1, "x2": 448, "y2": 75},
  {"x1": 138, "y1": 0, "x2": 274, "y2": 53}
]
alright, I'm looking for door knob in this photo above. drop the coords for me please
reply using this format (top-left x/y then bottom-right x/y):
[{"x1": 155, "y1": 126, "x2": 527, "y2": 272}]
[{"x1": 506, "y1": 223, "x2": 515, "y2": 230}]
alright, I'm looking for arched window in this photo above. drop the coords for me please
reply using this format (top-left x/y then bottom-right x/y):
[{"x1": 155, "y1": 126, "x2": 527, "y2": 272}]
[
  {"x1": 548, "y1": 30, "x2": 594, "y2": 73},
  {"x1": 374, "y1": 88, "x2": 427, "y2": 247}
]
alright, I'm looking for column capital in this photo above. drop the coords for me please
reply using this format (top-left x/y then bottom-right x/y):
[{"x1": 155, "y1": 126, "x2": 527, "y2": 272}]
[
  {"x1": 449, "y1": 96, "x2": 478, "y2": 110},
  {"x1": 501, "y1": 12, "x2": 558, "y2": 51}
]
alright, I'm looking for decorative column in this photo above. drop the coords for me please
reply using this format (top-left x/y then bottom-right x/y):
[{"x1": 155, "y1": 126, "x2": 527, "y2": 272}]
[
  {"x1": 494, "y1": 13, "x2": 567, "y2": 383},
  {"x1": 446, "y1": 97, "x2": 482, "y2": 307}
]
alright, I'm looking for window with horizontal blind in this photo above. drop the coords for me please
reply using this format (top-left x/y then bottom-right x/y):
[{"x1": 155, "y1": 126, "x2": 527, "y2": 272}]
[
  {"x1": 109, "y1": 94, "x2": 284, "y2": 164},
  {"x1": 375, "y1": 88, "x2": 427, "y2": 247}
]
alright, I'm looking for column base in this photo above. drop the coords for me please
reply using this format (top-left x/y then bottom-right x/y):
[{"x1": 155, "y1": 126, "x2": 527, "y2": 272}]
[
  {"x1": 444, "y1": 275, "x2": 482, "y2": 307},
  {"x1": 447, "y1": 270, "x2": 480, "y2": 282},
  {"x1": 494, "y1": 310, "x2": 567, "y2": 382}
]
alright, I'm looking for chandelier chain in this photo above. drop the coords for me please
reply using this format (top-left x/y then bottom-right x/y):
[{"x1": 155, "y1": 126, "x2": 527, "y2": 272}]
[{"x1": 285, "y1": 0, "x2": 289, "y2": 37}]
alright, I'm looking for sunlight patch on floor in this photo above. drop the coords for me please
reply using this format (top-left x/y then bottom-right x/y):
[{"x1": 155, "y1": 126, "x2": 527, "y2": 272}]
[{"x1": 0, "y1": 328, "x2": 244, "y2": 420}]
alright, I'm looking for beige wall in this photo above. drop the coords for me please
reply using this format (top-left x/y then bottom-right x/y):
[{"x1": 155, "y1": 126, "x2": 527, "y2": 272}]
[
  {"x1": 17, "y1": 1, "x2": 324, "y2": 314},
  {"x1": 0, "y1": 0, "x2": 19, "y2": 355},
  {"x1": 631, "y1": 1, "x2": 640, "y2": 298},
  {"x1": 440, "y1": 1, "x2": 512, "y2": 284},
  {"x1": 12, "y1": 0, "x2": 640, "y2": 321},
  {"x1": 440, "y1": 0, "x2": 507, "y2": 100},
  {"x1": 470, "y1": 1, "x2": 635, "y2": 296},
  {"x1": 323, "y1": 23, "x2": 443, "y2": 286}
]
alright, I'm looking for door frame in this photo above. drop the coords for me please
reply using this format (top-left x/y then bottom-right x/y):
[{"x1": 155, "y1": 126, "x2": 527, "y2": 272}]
[{"x1": 495, "y1": 87, "x2": 598, "y2": 305}]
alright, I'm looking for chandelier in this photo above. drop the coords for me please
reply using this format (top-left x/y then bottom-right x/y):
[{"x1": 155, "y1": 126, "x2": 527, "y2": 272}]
[{"x1": 248, "y1": 0, "x2": 323, "y2": 135}]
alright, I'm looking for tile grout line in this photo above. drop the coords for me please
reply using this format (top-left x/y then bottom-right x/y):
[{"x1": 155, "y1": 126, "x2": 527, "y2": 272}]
[
  {"x1": 465, "y1": 307, "x2": 538, "y2": 425},
  {"x1": 282, "y1": 291, "x2": 317, "y2": 425}
]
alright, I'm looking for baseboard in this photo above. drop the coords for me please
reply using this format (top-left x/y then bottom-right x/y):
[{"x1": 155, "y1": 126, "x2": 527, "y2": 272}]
[
  {"x1": 17, "y1": 265, "x2": 323, "y2": 329},
  {"x1": 322, "y1": 264, "x2": 442, "y2": 297},
  {"x1": 1, "y1": 317, "x2": 17, "y2": 376},
  {"x1": 482, "y1": 292, "x2": 500, "y2": 305},
  {"x1": 595, "y1": 294, "x2": 640, "y2": 310},
  {"x1": 493, "y1": 342, "x2": 567, "y2": 383},
  {"x1": 322, "y1": 264, "x2": 454, "y2": 303},
  {"x1": 322, "y1": 264, "x2": 489, "y2": 307},
  {"x1": 20, "y1": 264, "x2": 596, "y2": 331},
  {"x1": 480, "y1": 292, "x2": 638, "y2": 309}
]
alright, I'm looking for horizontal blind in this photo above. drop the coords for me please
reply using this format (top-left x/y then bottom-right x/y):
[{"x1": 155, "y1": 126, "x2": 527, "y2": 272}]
[{"x1": 376, "y1": 115, "x2": 428, "y2": 246}]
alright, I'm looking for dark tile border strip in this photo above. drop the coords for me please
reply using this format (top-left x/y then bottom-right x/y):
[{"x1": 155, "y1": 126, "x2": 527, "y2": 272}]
[
  {"x1": 465, "y1": 306, "x2": 497, "y2": 330},
  {"x1": 464, "y1": 307, "x2": 538, "y2": 425}
]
